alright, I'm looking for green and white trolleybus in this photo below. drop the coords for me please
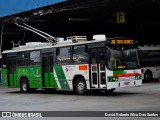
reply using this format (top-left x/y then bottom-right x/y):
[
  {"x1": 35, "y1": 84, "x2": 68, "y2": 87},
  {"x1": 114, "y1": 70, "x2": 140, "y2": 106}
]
[{"x1": 1, "y1": 35, "x2": 142, "y2": 95}]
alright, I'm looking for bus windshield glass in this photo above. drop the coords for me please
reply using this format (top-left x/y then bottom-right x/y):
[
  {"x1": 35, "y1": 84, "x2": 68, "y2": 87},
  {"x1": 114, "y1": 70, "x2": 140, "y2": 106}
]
[{"x1": 107, "y1": 46, "x2": 140, "y2": 69}]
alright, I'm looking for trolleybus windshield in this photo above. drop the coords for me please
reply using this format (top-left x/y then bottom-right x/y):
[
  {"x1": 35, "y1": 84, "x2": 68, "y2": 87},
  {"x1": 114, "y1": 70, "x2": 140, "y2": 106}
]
[{"x1": 107, "y1": 46, "x2": 140, "y2": 69}]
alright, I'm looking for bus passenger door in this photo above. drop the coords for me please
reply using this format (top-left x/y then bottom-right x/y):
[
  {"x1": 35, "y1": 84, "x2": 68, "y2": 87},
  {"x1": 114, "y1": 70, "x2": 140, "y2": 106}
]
[
  {"x1": 98, "y1": 47, "x2": 106, "y2": 88},
  {"x1": 7, "y1": 56, "x2": 16, "y2": 87},
  {"x1": 89, "y1": 47, "x2": 106, "y2": 88},
  {"x1": 42, "y1": 53, "x2": 54, "y2": 87}
]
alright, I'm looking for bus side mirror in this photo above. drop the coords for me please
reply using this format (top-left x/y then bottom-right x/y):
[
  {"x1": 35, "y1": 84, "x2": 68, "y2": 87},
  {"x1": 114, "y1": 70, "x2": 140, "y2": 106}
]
[
  {"x1": 106, "y1": 50, "x2": 110, "y2": 60},
  {"x1": 138, "y1": 48, "x2": 141, "y2": 51},
  {"x1": 138, "y1": 48, "x2": 141, "y2": 58}
]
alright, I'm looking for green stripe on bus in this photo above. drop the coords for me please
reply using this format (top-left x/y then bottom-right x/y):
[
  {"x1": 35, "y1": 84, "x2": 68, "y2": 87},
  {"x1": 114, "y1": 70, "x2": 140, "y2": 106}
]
[
  {"x1": 50, "y1": 72, "x2": 58, "y2": 89},
  {"x1": 113, "y1": 70, "x2": 124, "y2": 75},
  {"x1": 54, "y1": 66, "x2": 70, "y2": 89}
]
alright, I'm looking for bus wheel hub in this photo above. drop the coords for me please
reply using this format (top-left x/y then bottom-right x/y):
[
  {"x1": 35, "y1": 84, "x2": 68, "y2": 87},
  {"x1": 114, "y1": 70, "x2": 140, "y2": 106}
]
[{"x1": 78, "y1": 82, "x2": 85, "y2": 92}]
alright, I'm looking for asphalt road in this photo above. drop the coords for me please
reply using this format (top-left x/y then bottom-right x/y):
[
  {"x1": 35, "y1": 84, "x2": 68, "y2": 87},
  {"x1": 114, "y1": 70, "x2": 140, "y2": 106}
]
[{"x1": 0, "y1": 82, "x2": 160, "y2": 120}]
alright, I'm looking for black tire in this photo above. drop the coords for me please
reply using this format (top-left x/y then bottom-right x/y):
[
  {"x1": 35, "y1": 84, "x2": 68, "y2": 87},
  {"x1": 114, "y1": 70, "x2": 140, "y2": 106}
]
[
  {"x1": 144, "y1": 71, "x2": 152, "y2": 82},
  {"x1": 45, "y1": 88, "x2": 56, "y2": 93},
  {"x1": 74, "y1": 78, "x2": 87, "y2": 95},
  {"x1": 30, "y1": 88, "x2": 36, "y2": 92},
  {"x1": 105, "y1": 88, "x2": 116, "y2": 94},
  {"x1": 20, "y1": 78, "x2": 30, "y2": 93}
]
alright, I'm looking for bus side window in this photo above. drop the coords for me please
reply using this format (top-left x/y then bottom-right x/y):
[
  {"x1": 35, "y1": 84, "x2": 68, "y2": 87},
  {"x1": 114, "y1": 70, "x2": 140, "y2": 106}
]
[
  {"x1": 56, "y1": 47, "x2": 71, "y2": 64},
  {"x1": 73, "y1": 45, "x2": 88, "y2": 63},
  {"x1": 29, "y1": 51, "x2": 40, "y2": 66},
  {"x1": 2, "y1": 54, "x2": 6, "y2": 68},
  {"x1": 17, "y1": 52, "x2": 29, "y2": 66}
]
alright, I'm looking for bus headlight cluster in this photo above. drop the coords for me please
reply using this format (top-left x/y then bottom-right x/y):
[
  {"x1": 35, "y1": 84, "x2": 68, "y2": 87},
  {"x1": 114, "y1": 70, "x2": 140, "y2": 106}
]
[
  {"x1": 108, "y1": 76, "x2": 119, "y2": 82},
  {"x1": 135, "y1": 74, "x2": 141, "y2": 80}
]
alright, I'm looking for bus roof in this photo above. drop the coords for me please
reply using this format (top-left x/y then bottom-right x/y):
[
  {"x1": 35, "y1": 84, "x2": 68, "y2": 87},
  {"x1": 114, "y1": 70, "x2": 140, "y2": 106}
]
[
  {"x1": 139, "y1": 46, "x2": 160, "y2": 50},
  {"x1": 2, "y1": 39, "x2": 105, "y2": 54},
  {"x1": 2, "y1": 35, "x2": 137, "y2": 54}
]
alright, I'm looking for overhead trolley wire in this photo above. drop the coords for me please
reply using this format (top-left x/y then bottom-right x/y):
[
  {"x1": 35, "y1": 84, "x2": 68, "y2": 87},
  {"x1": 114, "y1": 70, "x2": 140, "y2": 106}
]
[
  {"x1": 2, "y1": 0, "x2": 155, "y2": 24},
  {"x1": 22, "y1": 0, "x2": 111, "y2": 21}
]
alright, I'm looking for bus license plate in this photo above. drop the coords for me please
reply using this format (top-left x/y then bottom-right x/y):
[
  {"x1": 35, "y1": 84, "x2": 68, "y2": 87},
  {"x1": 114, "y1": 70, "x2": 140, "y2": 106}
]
[{"x1": 124, "y1": 81, "x2": 130, "y2": 86}]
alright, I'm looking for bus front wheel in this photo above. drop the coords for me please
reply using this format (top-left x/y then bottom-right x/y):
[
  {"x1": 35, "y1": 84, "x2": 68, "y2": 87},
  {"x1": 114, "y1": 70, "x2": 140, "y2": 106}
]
[
  {"x1": 74, "y1": 78, "x2": 87, "y2": 95},
  {"x1": 20, "y1": 78, "x2": 30, "y2": 93}
]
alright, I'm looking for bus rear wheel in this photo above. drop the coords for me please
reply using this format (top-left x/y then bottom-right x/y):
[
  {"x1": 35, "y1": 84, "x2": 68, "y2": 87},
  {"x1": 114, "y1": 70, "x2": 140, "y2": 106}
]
[
  {"x1": 144, "y1": 71, "x2": 152, "y2": 82},
  {"x1": 20, "y1": 78, "x2": 30, "y2": 93},
  {"x1": 74, "y1": 78, "x2": 87, "y2": 95}
]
